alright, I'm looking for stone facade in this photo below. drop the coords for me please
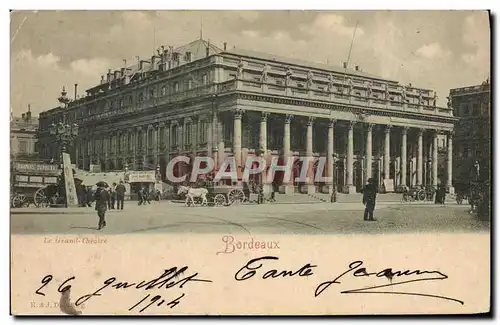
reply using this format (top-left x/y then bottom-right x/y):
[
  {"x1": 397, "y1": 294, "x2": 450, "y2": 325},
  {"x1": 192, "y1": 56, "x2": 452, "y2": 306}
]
[
  {"x1": 37, "y1": 38, "x2": 457, "y2": 194},
  {"x1": 450, "y1": 79, "x2": 491, "y2": 187}
]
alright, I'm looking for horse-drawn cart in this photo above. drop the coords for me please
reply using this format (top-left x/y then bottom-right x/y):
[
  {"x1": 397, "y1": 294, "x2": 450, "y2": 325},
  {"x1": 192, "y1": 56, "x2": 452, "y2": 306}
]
[
  {"x1": 178, "y1": 181, "x2": 247, "y2": 207},
  {"x1": 402, "y1": 186, "x2": 436, "y2": 202},
  {"x1": 10, "y1": 162, "x2": 61, "y2": 208}
]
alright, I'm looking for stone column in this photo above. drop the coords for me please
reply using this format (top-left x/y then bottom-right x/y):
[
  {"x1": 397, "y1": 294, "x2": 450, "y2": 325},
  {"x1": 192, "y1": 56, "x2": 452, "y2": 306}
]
[
  {"x1": 432, "y1": 130, "x2": 438, "y2": 188},
  {"x1": 217, "y1": 116, "x2": 225, "y2": 170},
  {"x1": 282, "y1": 114, "x2": 294, "y2": 194},
  {"x1": 344, "y1": 121, "x2": 356, "y2": 194},
  {"x1": 326, "y1": 119, "x2": 335, "y2": 194},
  {"x1": 365, "y1": 123, "x2": 373, "y2": 183},
  {"x1": 233, "y1": 109, "x2": 243, "y2": 180},
  {"x1": 417, "y1": 128, "x2": 424, "y2": 186},
  {"x1": 207, "y1": 115, "x2": 213, "y2": 162},
  {"x1": 384, "y1": 125, "x2": 391, "y2": 181},
  {"x1": 192, "y1": 116, "x2": 198, "y2": 157},
  {"x1": 259, "y1": 112, "x2": 270, "y2": 192},
  {"x1": 400, "y1": 127, "x2": 408, "y2": 190},
  {"x1": 447, "y1": 131, "x2": 455, "y2": 194},
  {"x1": 305, "y1": 117, "x2": 315, "y2": 194}
]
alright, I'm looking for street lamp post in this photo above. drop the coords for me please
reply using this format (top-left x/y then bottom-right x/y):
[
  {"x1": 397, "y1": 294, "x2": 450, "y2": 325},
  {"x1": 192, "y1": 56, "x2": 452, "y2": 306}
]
[{"x1": 49, "y1": 122, "x2": 79, "y2": 154}]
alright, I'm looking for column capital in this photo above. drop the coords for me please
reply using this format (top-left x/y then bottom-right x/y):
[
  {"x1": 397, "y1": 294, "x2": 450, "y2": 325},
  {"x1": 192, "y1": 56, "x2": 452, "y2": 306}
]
[
  {"x1": 417, "y1": 128, "x2": 425, "y2": 136},
  {"x1": 448, "y1": 130, "x2": 455, "y2": 137},
  {"x1": 328, "y1": 118, "x2": 337, "y2": 127},
  {"x1": 348, "y1": 121, "x2": 356, "y2": 130},
  {"x1": 233, "y1": 108, "x2": 244, "y2": 119},
  {"x1": 401, "y1": 126, "x2": 409, "y2": 135},
  {"x1": 191, "y1": 115, "x2": 199, "y2": 123},
  {"x1": 284, "y1": 114, "x2": 293, "y2": 124},
  {"x1": 147, "y1": 124, "x2": 154, "y2": 130},
  {"x1": 384, "y1": 124, "x2": 392, "y2": 133},
  {"x1": 306, "y1": 116, "x2": 315, "y2": 126},
  {"x1": 366, "y1": 123, "x2": 374, "y2": 132},
  {"x1": 260, "y1": 112, "x2": 269, "y2": 122},
  {"x1": 159, "y1": 121, "x2": 165, "y2": 128}
]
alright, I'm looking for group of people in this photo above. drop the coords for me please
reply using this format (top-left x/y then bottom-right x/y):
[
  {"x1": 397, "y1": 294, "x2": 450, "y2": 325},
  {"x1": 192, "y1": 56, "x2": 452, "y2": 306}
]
[{"x1": 137, "y1": 186, "x2": 161, "y2": 205}]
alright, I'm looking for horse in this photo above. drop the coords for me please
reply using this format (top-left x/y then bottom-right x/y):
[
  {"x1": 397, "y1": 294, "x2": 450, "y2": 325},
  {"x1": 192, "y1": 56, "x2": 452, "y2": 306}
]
[{"x1": 177, "y1": 185, "x2": 209, "y2": 207}]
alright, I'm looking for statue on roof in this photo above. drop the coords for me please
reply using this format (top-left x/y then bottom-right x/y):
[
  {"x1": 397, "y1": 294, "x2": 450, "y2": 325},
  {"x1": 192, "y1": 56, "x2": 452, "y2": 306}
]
[
  {"x1": 345, "y1": 78, "x2": 353, "y2": 95},
  {"x1": 261, "y1": 64, "x2": 270, "y2": 83},
  {"x1": 418, "y1": 90, "x2": 424, "y2": 105},
  {"x1": 306, "y1": 70, "x2": 314, "y2": 89},
  {"x1": 432, "y1": 91, "x2": 438, "y2": 107},
  {"x1": 447, "y1": 96, "x2": 453, "y2": 109},
  {"x1": 237, "y1": 59, "x2": 245, "y2": 79},
  {"x1": 400, "y1": 85, "x2": 407, "y2": 102},
  {"x1": 285, "y1": 67, "x2": 293, "y2": 86},
  {"x1": 327, "y1": 73, "x2": 335, "y2": 92},
  {"x1": 366, "y1": 81, "x2": 372, "y2": 98},
  {"x1": 384, "y1": 83, "x2": 390, "y2": 99}
]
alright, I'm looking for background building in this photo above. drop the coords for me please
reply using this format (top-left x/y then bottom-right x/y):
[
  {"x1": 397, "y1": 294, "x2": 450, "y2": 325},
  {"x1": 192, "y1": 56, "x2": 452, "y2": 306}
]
[
  {"x1": 450, "y1": 79, "x2": 491, "y2": 188},
  {"x1": 10, "y1": 105, "x2": 39, "y2": 162},
  {"x1": 37, "y1": 37, "x2": 457, "y2": 194}
]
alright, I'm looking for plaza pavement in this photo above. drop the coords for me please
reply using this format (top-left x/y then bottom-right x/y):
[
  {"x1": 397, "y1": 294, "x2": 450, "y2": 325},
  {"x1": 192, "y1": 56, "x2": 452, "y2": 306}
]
[{"x1": 10, "y1": 199, "x2": 489, "y2": 235}]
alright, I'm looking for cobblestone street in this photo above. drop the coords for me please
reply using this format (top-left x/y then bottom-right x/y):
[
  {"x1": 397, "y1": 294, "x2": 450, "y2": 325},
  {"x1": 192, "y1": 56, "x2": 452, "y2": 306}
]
[{"x1": 11, "y1": 201, "x2": 490, "y2": 235}]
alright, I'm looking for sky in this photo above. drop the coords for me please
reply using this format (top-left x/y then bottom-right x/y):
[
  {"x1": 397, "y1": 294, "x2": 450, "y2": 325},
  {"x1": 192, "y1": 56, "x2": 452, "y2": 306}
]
[{"x1": 10, "y1": 10, "x2": 490, "y2": 116}]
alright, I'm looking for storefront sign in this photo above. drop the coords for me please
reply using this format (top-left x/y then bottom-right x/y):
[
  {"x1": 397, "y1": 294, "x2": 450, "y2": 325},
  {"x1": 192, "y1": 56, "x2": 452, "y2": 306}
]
[
  {"x1": 128, "y1": 171, "x2": 156, "y2": 183},
  {"x1": 13, "y1": 163, "x2": 58, "y2": 172}
]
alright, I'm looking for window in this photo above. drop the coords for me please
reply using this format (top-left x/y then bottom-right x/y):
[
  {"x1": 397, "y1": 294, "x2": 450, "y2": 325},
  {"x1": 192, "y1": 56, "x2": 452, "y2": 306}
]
[
  {"x1": 229, "y1": 74, "x2": 236, "y2": 80},
  {"x1": 19, "y1": 140, "x2": 27, "y2": 153},
  {"x1": 185, "y1": 123, "x2": 192, "y2": 145},
  {"x1": 119, "y1": 98, "x2": 124, "y2": 108},
  {"x1": 202, "y1": 74, "x2": 208, "y2": 85},
  {"x1": 171, "y1": 125, "x2": 178, "y2": 147},
  {"x1": 199, "y1": 120, "x2": 207, "y2": 144},
  {"x1": 138, "y1": 92, "x2": 144, "y2": 102},
  {"x1": 185, "y1": 51, "x2": 192, "y2": 62},
  {"x1": 149, "y1": 88, "x2": 155, "y2": 99},
  {"x1": 174, "y1": 82, "x2": 179, "y2": 92},
  {"x1": 161, "y1": 85, "x2": 167, "y2": 96},
  {"x1": 297, "y1": 83, "x2": 304, "y2": 88},
  {"x1": 147, "y1": 128, "x2": 153, "y2": 148},
  {"x1": 128, "y1": 133, "x2": 133, "y2": 151},
  {"x1": 128, "y1": 95, "x2": 133, "y2": 105},
  {"x1": 188, "y1": 80, "x2": 192, "y2": 90}
]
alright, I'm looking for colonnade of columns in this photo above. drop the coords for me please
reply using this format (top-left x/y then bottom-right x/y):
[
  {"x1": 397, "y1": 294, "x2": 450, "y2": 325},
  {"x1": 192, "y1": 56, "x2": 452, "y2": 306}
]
[{"x1": 222, "y1": 109, "x2": 454, "y2": 194}]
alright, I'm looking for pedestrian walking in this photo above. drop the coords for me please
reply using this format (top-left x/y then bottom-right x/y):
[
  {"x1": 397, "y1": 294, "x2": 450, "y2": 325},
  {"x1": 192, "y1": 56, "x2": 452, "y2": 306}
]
[
  {"x1": 115, "y1": 180, "x2": 126, "y2": 210},
  {"x1": 362, "y1": 178, "x2": 377, "y2": 221},
  {"x1": 138, "y1": 186, "x2": 144, "y2": 205},
  {"x1": 109, "y1": 182, "x2": 117, "y2": 209},
  {"x1": 94, "y1": 183, "x2": 109, "y2": 230}
]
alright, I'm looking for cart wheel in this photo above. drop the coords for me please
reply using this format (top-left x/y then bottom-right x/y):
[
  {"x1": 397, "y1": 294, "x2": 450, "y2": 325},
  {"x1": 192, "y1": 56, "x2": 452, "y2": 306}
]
[
  {"x1": 11, "y1": 195, "x2": 21, "y2": 208},
  {"x1": 417, "y1": 190, "x2": 426, "y2": 201},
  {"x1": 17, "y1": 194, "x2": 27, "y2": 207},
  {"x1": 402, "y1": 193, "x2": 408, "y2": 202},
  {"x1": 227, "y1": 189, "x2": 245, "y2": 205},
  {"x1": 34, "y1": 188, "x2": 47, "y2": 207},
  {"x1": 214, "y1": 194, "x2": 226, "y2": 207}
]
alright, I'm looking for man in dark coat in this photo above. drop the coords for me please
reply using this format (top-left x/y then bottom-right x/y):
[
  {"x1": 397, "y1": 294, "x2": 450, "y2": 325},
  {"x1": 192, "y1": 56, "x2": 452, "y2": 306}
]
[
  {"x1": 94, "y1": 185, "x2": 109, "y2": 230},
  {"x1": 362, "y1": 178, "x2": 377, "y2": 221},
  {"x1": 115, "y1": 180, "x2": 126, "y2": 210}
]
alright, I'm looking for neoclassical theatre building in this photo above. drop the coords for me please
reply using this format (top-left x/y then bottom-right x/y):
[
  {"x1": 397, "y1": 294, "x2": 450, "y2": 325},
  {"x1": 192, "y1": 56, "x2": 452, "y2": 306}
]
[{"x1": 38, "y1": 38, "x2": 457, "y2": 194}]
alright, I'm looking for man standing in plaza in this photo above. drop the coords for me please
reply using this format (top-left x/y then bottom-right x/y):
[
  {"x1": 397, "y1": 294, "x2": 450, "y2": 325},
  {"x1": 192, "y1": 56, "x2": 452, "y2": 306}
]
[
  {"x1": 115, "y1": 180, "x2": 126, "y2": 210},
  {"x1": 94, "y1": 183, "x2": 109, "y2": 230},
  {"x1": 362, "y1": 178, "x2": 377, "y2": 221}
]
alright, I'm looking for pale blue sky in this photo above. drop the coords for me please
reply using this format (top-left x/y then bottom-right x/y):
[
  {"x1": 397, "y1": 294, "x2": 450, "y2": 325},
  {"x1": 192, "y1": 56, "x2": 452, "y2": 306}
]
[{"x1": 10, "y1": 10, "x2": 490, "y2": 115}]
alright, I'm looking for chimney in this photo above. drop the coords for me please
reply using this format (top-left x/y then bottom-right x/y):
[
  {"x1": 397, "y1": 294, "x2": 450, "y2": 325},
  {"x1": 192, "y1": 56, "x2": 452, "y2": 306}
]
[
  {"x1": 151, "y1": 56, "x2": 156, "y2": 68},
  {"x1": 343, "y1": 62, "x2": 347, "y2": 69},
  {"x1": 106, "y1": 69, "x2": 112, "y2": 82},
  {"x1": 121, "y1": 67, "x2": 125, "y2": 75},
  {"x1": 114, "y1": 70, "x2": 120, "y2": 80},
  {"x1": 355, "y1": 65, "x2": 359, "y2": 71},
  {"x1": 26, "y1": 104, "x2": 31, "y2": 121},
  {"x1": 185, "y1": 51, "x2": 192, "y2": 62},
  {"x1": 74, "y1": 84, "x2": 78, "y2": 100},
  {"x1": 100, "y1": 75, "x2": 105, "y2": 84},
  {"x1": 224, "y1": 42, "x2": 227, "y2": 51},
  {"x1": 205, "y1": 47, "x2": 209, "y2": 57},
  {"x1": 22, "y1": 113, "x2": 26, "y2": 120}
]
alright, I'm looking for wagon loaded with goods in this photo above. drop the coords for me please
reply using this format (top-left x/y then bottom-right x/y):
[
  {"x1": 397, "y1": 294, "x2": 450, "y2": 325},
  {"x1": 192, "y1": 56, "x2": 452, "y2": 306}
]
[
  {"x1": 181, "y1": 180, "x2": 248, "y2": 207},
  {"x1": 10, "y1": 162, "x2": 62, "y2": 208}
]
